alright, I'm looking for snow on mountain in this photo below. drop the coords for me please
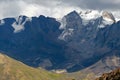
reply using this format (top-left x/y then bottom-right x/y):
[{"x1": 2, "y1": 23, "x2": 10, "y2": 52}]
[
  {"x1": 112, "y1": 11, "x2": 120, "y2": 21},
  {"x1": 0, "y1": 10, "x2": 120, "y2": 73},
  {"x1": 0, "y1": 19, "x2": 5, "y2": 25},
  {"x1": 98, "y1": 11, "x2": 116, "y2": 28},
  {"x1": 79, "y1": 10, "x2": 117, "y2": 27},
  {"x1": 80, "y1": 10, "x2": 101, "y2": 20},
  {"x1": 58, "y1": 28, "x2": 74, "y2": 40},
  {"x1": 79, "y1": 10, "x2": 120, "y2": 23},
  {"x1": 79, "y1": 10, "x2": 101, "y2": 26},
  {"x1": 59, "y1": 10, "x2": 120, "y2": 30},
  {"x1": 1, "y1": 9, "x2": 119, "y2": 34},
  {"x1": 59, "y1": 17, "x2": 67, "y2": 29},
  {"x1": 58, "y1": 11, "x2": 82, "y2": 40},
  {"x1": 58, "y1": 10, "x2": 119, "y2": 40},
  {"x1": 12, "y1": 16, "x2": 31, "y2": 33},
  {"x1": 102, "y1": 11, "x2": 115, "y2": 22}
]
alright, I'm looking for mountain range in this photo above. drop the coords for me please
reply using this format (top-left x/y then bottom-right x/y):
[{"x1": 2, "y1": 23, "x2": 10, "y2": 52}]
[{"x1": 0, "y1": 10, "x2": 120, "y2": 79}]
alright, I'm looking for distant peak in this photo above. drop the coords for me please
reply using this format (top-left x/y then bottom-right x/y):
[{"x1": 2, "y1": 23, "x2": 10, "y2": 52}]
[
  {"x1": 69, "y1": 10, "x2": 78, "y2": 14},
  {"x1": 102, "y1": 11, "x2": 116, "y2": 23},
  {"x1": 65, "y1": 10, "x2": 80, "y2": 18}
]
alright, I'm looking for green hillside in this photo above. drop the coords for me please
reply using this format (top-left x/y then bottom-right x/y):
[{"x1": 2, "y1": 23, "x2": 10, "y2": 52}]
[
  {"x1": 0, "y1": 53, "x2": 67, "y2": 80},
  {"x1": 0, "y1": 53, "x2": 96, "y2": 80}
]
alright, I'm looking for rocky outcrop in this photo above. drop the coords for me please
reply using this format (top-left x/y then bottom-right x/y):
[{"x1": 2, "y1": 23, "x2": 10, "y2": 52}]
[
  {"x1": 102, "y1": 11, "x2": 116, "y2": 23},
  {"x1": 96, "y1": 68, "x2": 120, "y2": 80}
]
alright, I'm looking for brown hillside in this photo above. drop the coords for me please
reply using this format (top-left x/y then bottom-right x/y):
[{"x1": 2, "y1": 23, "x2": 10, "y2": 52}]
[{"x1": 96, "y1": 68, "x2": 120, "y2": 80}]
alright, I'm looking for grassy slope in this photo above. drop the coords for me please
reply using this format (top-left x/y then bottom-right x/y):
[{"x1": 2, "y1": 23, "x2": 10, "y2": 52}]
[
  {"x1": 0, "y1": 53, "x2": 96, "y2": 80},
  {"x1": 0, "y1": 53, "x2": 67, "y2": 80}
]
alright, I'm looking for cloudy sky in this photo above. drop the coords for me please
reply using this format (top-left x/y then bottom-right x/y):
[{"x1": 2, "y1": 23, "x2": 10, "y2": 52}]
[{"x1": 0, "y1": 0, "x2": 120, "y2": 19}]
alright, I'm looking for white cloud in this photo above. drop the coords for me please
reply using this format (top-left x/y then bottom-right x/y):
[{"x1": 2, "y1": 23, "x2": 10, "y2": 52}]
[
  {"x1": 0, "y1": 0, "x2": 81, "y2": 19},
  {"x1": 101, "y1": 0, "x2": 120, "y2": 4},
  {"x1": 0, "y1": 0, "x2": 119, "y2": 19},
  {"x1": 19, "y1": 0, "x2": 81, "y2": 18},
  {"x1": 0, "y1": 0, "x2": 21, "y2": 19}
]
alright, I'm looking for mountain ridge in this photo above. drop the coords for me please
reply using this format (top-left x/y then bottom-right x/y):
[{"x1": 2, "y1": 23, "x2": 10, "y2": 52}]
[{"x1": 0, "y1": 10, "x2": 120, "y2": 73}]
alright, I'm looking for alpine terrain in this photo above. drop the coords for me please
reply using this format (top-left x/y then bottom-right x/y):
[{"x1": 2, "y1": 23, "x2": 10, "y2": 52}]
[{"x1": 0, "y1": 10, "x2": 120, "y2": 80}]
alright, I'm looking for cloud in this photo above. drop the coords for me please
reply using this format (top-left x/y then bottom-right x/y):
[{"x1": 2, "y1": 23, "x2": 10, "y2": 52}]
[
  {"x1": 0, "y1": 0, "x2": 81, "y2": 19},
  {"x1": 0, "y1": 0, "x2": 21, "y2": 19},
  {"x1": 0, "y1": 0, "x2": 120, "y2": 19},
  {"x1": 60, "y1": 0, "x2": 120, "y2": 10}
]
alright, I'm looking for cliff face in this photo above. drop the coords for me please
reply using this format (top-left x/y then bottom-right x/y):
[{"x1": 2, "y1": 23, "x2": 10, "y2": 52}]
[{"x1": 96, "y1": 68, "x2": 120, "y2": 80}]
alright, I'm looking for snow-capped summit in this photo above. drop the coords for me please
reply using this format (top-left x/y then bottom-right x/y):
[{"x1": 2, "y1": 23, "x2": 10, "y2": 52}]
[
  {"x1": 102, "y1": 11, "x2": 116, "y2": 23},
  {"x1": 111, "y1": 11, "x2": 120, "y2": 22},
  {"x1": 80, "y1": 10, "x2": 101, "y2": 20},
  {"x1": 59, "y1": 10, "x2": 119, "y2": 40},
  {"x1": 98, "y1": 11, "x2": 116, "y2": 28},
  {"x1": 59, "y1": 11, "x2": 82, "y2": 40},
  {"x1": 79, "y1": 10, "x2": 117, "y2": 27},
  {"x1": 79, "y1": 10, "x2": 101, "y2": 26}
]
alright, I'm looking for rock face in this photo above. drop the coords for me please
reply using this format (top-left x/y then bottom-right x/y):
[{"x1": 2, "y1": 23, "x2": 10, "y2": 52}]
[
  {"x1": 96, "y1": 68, "x2": 120, "y2": 80},
  {"x1": 0, "y1": 15, "x2": 65, "y2": 70},
  {"x1": 102, "y1": 11, "x2": 116, "y2": 23},
  {"x1": 58, "y1": 11, "x2": 120, "y2": 72},
  {"x1": 0, "y1": 10, "x2": 120, "y2": 73},
  {"x1": 59, "y1": 11, "x2": 82, "y2": 40},
  {"x1": 82, "y1": 53, "x2": 120, "y2": 75}
]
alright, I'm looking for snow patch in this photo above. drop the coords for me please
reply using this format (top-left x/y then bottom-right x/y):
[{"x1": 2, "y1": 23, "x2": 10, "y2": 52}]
[
  {"x1": 79, "y1": 10, "x2": 101, "y2": 25},
  {"x1": 59, "y1": 17, "x2": 67, "y2": 29},
  {"x1": 12, "y1": 16, "x2": 31, "y2": 33},
  {"x1": 112, "y1": 11, "x2": 120, "y2": 22},
  {"x1": 98, "y1": 14, "x2": 115, "y2": 28},
  {"x1": 58, "y1": 28, "x2": 74, "y2": 40},
  {"x1": 98, "y1": 19, "x2": 114, "y2": 28},
  {"x1": 12, "y1": 22, "x2": 25, "y2": 33},
  {"x1": 98, "y1": 24, "x2": 105, "y2": 28},
  {"x1": 80, "y1": 10, "x2": 101, "y2": 20},
  {"x1": 0, "y1": 19, "x2": 5, "y2": 25},
  {"x1": 103, "y1": 17, "x2": 114, "y2": 22}
]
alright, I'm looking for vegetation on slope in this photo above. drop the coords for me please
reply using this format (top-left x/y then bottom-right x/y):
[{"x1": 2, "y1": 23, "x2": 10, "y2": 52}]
[
  {"x1": 0, "y1": 53, "x2": 97, "y2": 80},
  {"x1": 0, "y1": 53, "x2": 66, "y2": 80}
]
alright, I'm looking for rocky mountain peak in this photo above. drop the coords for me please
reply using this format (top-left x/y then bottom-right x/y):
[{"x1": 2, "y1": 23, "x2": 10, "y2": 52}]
[
  {"x1": 65, "y1": 10, "x2": 82, "y2": 23},
  {"x1": 59, "y1": 11, "x2": 82, "y2": 40},
  {"x1": 66, "y1": 11, "x2": 79, "y2": 17},
  {"x1": 102, "y1": 11, "x2": 116, "y2": 23}
]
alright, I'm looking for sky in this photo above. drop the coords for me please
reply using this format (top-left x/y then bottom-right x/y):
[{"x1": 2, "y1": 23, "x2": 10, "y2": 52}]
[{"x1": 0, "y1": 0, "x2": 120, "y2": 19}]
